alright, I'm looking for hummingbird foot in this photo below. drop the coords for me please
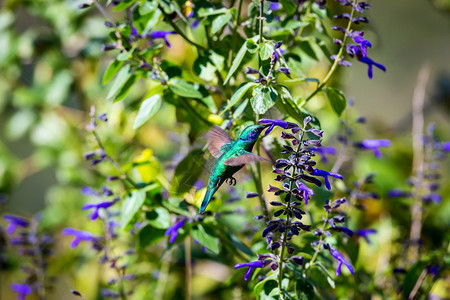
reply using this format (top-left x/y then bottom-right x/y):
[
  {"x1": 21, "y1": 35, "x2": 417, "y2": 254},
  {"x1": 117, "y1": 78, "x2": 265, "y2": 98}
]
[{"x1": 226, "y1": 177, "x2": 237, "y2": 186}]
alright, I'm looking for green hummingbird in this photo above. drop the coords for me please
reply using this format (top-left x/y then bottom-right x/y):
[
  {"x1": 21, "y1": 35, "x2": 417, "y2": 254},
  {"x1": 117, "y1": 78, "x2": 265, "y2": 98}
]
[{"x1": 199, "y1": 124, "x2": 270, "y2": 214}]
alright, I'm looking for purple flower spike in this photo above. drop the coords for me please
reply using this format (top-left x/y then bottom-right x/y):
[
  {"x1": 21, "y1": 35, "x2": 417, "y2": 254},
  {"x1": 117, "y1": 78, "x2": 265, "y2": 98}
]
[
  {"x1": 3, "y1": 215, "x2": 29, "y2": 235},
  {"x1": 358, "y1": 139, "x2": 391, "y2": 158},
  {"x1": 82, "y1": 198, "x2": 119, "y2": 220},
  {"x1": 165, "y1": 219, "x2": 186, "y2": 243},
  {"x1": 62, "y1": 228, "x2": 99, "y2": 249},
  {"x1": 295, "y1": 181, "x2": 314, "y2": 204},
  {"x1": 145, "y1": 31, "x2": 177, "y2": 48},
  {"x1": 356, "y1": 229, "x2": 377, "y2": 244},
  {"x1": 258, "y1": 119, "x2": 298, "y2": 135},
  {"x1": 311, "y1": 169, "x2": 343, "y2": 190},
  {"x1": 10, "y1": 283, "x2": 32, "y2": 300},
  {"x1": 328, "y1": 246, "x2": 354, "y2": 276},
  {"x1": 234, "y1": 260, "x2": 265, "y2": 281},
  {"x1": 387, "y1": 189, "x2": 410, "y2": 198},
  {"x1": 358, "y1": 56, "x2": 386, "y2": 79}
]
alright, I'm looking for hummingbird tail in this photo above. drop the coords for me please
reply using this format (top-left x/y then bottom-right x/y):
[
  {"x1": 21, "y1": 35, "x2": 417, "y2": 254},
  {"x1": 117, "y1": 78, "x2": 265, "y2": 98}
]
[{"x1": 199, "y1": 186, "x2": 216, "y2": 214}]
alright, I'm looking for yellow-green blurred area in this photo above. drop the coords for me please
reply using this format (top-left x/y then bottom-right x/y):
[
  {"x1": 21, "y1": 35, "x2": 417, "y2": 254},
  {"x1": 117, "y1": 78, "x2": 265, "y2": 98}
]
[{"x1": 0, "y1": 0, "x2": 449, "y2": 299}]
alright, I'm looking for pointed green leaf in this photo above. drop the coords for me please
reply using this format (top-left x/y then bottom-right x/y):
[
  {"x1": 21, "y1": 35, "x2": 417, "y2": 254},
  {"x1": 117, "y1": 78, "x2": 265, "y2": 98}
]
[
  {"x1": 107, "y1": 64, "x2": 131, "y2": 100},
  {"x1": 259, "y1": 42, "x2": 273, "y2": 61},
  {"x1": 250, "y1": 85, "x2": 278, "y2": 115},
  {"x1": 168, "y1": 79, "x2": 203, "y2": 99},
  {"x1": 246, "y1": 39, "x2": 258, "y2": 54},
  {"x1": 191, "y1": 224, "x2": 219, "y2": 254},
  {"x1": 221, "y1": 82, "x2": 256, "y2": 115},
  {"x1": 211, "y1": 13, "x2": 232, "y2": 35},
  {"x1": 224, "y1": 42, "x2": 247, "y2": 84},
  {"x1": 299, "y1": 41, "x2": 317, "y2": 60},
  {"x1": 325, "y1": 87, "x2": 346, "y2": 116},
  {"x1": 138, "y1": 225, "x2": 166, "y2": 249},
  {"x1": 145, "y1": 208, "x2": 170, "y2": 229},
  {"x1": 121, "y1": 190, "x2": 146, "y2": 229},
  {"x1": 113, "y1": 74, "x2": 138, "y2": 102},
  {"x1": 133, "y1": 94, "x2": 162, "y2": 129},
  {"x1": 103, "y1": 60, "x2": 124, "y2": 85}
]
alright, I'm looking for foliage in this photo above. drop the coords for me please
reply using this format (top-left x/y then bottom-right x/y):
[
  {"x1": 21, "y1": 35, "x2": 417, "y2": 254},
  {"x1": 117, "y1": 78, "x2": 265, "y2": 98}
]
[{"x1": 0, "y1": 0, "x2": 448, "y2": 299}]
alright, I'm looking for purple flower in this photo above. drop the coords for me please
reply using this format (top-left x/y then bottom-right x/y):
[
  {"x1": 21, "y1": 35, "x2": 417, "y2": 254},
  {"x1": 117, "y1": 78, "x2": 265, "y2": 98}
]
[
  {"x1": 353, "y1": 35, "x2": 372, "y2": 57},
  {"x1": 191, "y1": 19, "x2": 200, "y2": 29},
  {"x1": 62, "y1": 228, "x2": 99, "y2": 249},
  {"x1": 295, "y1": 181, "x2": 314, "y2": 204},
  {"x1": 358, "y1": 139, "x2": 391, "y2": 158},
  {"x1": 328, "y1": 246, "x2": 354, "y2": 276},
  {"x1": 97, "y1": 113, "x2": 108, "y2": 122},
  {"x1": 234, "y1": 260, "x2": 265, "y2": 281},
  {"x1": 144, "y1": 31, "x2": 177, "y2": 48},
  {"x1": 269, "y1": 2, "x2": 281, "y2": 11},
  {"x1": 356, "y1": 229, "x2": 377, "y2": 244},
  {"x1": 387, "y1": 189, "x2": 410, "y2": 198},
  {"x1": 82, "y1": 198, "x2": 119, "y2": 220},
  {"x1": 165, "y1": 219, "x2": 186, "y2": 243},
  {"x1": 309, "y1": 146, "x2": 337, "y2": 163},
  {"x1": 81, "y1": 186, "x2": 99, "y2": 197},
  {"x1": 3, "y1": 215, "x2": 29, "y2": 235},
  {"x1": 358, "y1": 56, "x2": 386, "y2": 79},
  {"x1": 258, "y1": 119, "x2": 298, "y2": 135},
  {"x1": 10, "y1": 283, "x2": 32, "y2": 300},
  {"x1": 311, "y1": 169, "x2": 343, "y2": 190},
  {"x1": 440, "y1": 141, "x2": 450, "y2": 152},
  {"x1": 422, "y1": 193, "x2": 441, "y2": 204}
]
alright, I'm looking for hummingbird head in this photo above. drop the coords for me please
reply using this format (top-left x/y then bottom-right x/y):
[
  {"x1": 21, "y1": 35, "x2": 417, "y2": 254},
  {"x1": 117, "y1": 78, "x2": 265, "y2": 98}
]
[{"x1": 238, "y1": 124, "x2": 271, "y2": 141}]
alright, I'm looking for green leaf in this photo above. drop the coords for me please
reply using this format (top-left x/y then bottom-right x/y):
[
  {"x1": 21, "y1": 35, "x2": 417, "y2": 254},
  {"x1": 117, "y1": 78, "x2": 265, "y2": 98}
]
[
  {"x1": 121, "y1": 190, "x2": 146, "y2": 229},
  {"x1": 168, "y1": 79, "x2": 203, "y2": 99},
  {"x1": 198, "y1": 7, "x2": 228, "y2": 17},
  {"x1": 191, "y1": 224, "x2": 219, "y2": 254},
  {"x1": 259, "y1": 42, "x2": 273, "y2": 61},
  {"x1": 233, "y1": 99, "x2": 249, "y2": 119},
  {"x1": 193, "y1": 53, "x2": 217, "y2": 82},
  {"x1": 113, "y1": 74, "x2": 138, "y2": 102},
  {"x1": 211, "y1": 13, "x2": 232, "y2": 35},
  {"x1": 299, "y1": 41, "x2": 317, "y2": 60},
  {"x1": 280, "y1": 0, "x2": 297, "y2": 14},
  {"x1": 138, "y1": 225, "x2": 166, "y2": 249},
  {"x1": 133, "y1": 94, "x2": 162, "y2": 129},
  {"x1": 170, "y1": 149, "x2": 205, "y2": 194},
  {"x1": 222, "y1": 82, "x2": 256, "y2": 114},
  {"x1": 250, "y1": 85, "x2": 278, "y2": 115},
  {"x1": 145, "y1": 207, "x2": 171, "y2": 229},
  {"x1": 246, "y1": 39, "x2": 258, "y2": 54},
  {"x1": 103, "y1": 60, "x2": 124, "y2": 85},
  {"x1": 113, "y1": 0, "x2": 137, "y2": 11},
  {"x1": 107, "y1": 64, "x2": 131, "y2": 100},
  {"x1": 139, "y1": 0, "x2": 157, "y2": 15},
  {"x1": 325, "y1": 87, "x2": 346, "y2": 116},
  {"x1": 224, "y1": 42, "x2": 247, "y2": 84}
]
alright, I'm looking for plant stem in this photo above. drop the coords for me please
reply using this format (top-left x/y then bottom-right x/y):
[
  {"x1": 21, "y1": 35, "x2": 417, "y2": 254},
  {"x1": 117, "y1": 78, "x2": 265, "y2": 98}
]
[
  {"x1": 158, "y1": 5, "x2": 206, "y2": 51},
  {"x1": 303, "y1": 0, "x2": 357, "y2": 103},
  {"x1": 308, "y1": 213, "x2": 329, "y2": 267},
  {"x1": 185, "y1": 236, "x2": 192, "y2": 300},
  {"x1": 408, "y1": 63, "x2": 431, "y2": 263},
  {"x1": 155, "y1": 250, "x2": 172, "y2": 299},
  {"x1": 94, "y1": 1, "x2": 115, "y2": 26},
  {"x1": 229, "y1": 0, "x2": 244, "y2": 66},
  {"x1": 258, "y1": 0, "x2": 265, "y2": 66}
]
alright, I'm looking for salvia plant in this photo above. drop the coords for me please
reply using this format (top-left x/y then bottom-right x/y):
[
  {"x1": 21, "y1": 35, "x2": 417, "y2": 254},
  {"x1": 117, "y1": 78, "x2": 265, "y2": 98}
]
[{"x1": 0, "y1": 0, "x2": 448, "y2": 299}]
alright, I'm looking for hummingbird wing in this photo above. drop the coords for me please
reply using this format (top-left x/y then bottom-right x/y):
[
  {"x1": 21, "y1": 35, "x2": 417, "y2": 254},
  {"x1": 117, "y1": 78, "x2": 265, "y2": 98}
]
[
  {"x1": 223, "y1": 151, "x2": 269, "y2": 166},
  {"x1": 207, "y1": 126, "x2": 233, "y2": 158}
]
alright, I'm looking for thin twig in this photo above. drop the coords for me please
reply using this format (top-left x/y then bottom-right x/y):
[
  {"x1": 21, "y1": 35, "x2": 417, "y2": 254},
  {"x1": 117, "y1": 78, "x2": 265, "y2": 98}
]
[
  {"x1": 185, "y1": 236, "x2": 192, "y2": 300},
  {"x1": 408, "y1": 63, "x2": 431, "y2": 263},
  {"x1": 408, "y1": 268, "x2": 428, "y2": 300}
]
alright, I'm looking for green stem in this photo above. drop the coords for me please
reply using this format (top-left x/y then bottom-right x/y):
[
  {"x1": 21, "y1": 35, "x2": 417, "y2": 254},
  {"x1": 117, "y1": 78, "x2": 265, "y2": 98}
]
[
  {"x1": 229, "y1": 0, "x2": 244, "y2": 66},
  {"x1": 308, "y1": 212, "x2": 329, "y2": 268},
  {"x1": 258, "y1": 0, "x2": 265, "y2": 66},
  {"x1": 185, "y1": 237, "x2": 192, "y2": 300},
  {"x1": 158, "y1": 5, "x2": 206, "y2": 51},
  {"x1": 304, "y1": 0, "x2": 357, "y2": 103}
]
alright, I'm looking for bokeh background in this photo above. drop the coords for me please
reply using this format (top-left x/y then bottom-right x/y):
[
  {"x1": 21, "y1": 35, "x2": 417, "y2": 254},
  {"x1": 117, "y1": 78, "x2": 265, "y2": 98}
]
[{"x1": 0, "y1": 0, "x2": 449, "y2": 299}]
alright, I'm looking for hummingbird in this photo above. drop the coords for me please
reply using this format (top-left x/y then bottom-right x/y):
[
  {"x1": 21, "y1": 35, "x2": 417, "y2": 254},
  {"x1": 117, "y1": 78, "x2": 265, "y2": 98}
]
[{"x1": 199, "y1": 124, "x2": 270, "y2": 214}]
